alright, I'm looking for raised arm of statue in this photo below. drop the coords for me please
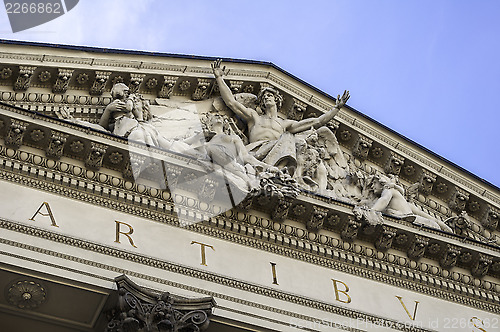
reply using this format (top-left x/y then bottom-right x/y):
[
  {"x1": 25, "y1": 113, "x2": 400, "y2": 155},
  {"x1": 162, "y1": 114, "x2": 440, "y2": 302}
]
[
  {"x1": 286, "y1": 90, "x2": 350, "y2": 134},
  {"x1": 212, "y1": 59, "x2": 255, "y2": 123}
]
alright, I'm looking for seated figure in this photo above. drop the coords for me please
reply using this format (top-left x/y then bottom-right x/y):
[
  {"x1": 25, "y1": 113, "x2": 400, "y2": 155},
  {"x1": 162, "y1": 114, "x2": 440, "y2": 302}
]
[{"x1": 202, "y1": 114, "x2": 271, "y2": 192}]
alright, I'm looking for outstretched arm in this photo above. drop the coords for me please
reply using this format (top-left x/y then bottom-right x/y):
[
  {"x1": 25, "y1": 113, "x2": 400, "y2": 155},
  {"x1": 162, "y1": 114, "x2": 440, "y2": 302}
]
[
  {"x1": 212, "y1": 59, "x2": 255, "y2": 123},
  {"x1": 287, "y1": 90, "x2": 350, "y2": 134}
]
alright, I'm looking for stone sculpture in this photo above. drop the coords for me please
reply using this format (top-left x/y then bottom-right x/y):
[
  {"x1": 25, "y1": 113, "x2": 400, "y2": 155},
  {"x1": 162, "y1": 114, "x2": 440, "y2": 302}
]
[
  {"x1": 357, "y1": 173, "x2": 452, "y2": 232},
  {"x1": 200, "y1": 113, "x2": 270, "y2": 192},
  {"x1": 212, "y1": 59, "x2": 349, "y2": 171},
  {"x1": 59, "y1": 75, "x2": 466, "y2": 237}
]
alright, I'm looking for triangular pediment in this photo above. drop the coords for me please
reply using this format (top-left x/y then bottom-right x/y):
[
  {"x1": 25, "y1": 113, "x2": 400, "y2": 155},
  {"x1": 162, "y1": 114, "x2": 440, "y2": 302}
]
[{"x1": 0, "y1": 40, "x2": 498, "y2": 331}]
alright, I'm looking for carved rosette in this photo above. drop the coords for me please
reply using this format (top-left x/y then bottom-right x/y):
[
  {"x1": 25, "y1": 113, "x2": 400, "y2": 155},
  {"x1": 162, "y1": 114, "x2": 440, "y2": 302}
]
[
  {"x1": 375, "y1": 228, "x2": 396, "y2": 252},
  {"x1": 407, "y1": 236, "x2": 428, "y2": 261},
  {"x1": 352, "y1": 135, "x2": 372, "y2": 160},
  {"x1": 106, "y1": 275, "x2": 214, "y2": 332},
  {"x1": 192, "y1": 78, "x2": 212, "y2": 101},
  {"x1": 5, "y1": 119, "x2": 28, "y2": 149},
  {"x1": 419, "y1": 169, "x2": 436, "y2": 196},
  {"x1": 448, "y1": 187, "x2": 469, "y2": 213},
  {"x1": 85, "y1": 142, "x2": 107, "y2": 170},
  {"x1": 439, "y1": 245, "x2": 461, "y2": 269},
  {"x1": 129, "y1": 73, "x2": 146, "y2": 93},
  {"x1": 52, "y1": 69, "x2": 74, "y2": 93},
  {"x1": 46, "y1": 131, "x2": 68, "y2": 159},
  {"x1": 288, "y1": 98, "x2": 307, "y2": 121},
  {"x1": 158, "y1": 76, "x2": 179, "y2": 98},
  {"x1": 14, "y1": 66, "x2": 36, "y2": 91},
  {"x1": 90, "y1": 71, "x2": 112, "y2": 95},
  {"x1": 384, "y1": 152, "x2": 404, "y2": 176},
  {"x1": 7, "y1": 280, "x2": 46, "y2": 309}
]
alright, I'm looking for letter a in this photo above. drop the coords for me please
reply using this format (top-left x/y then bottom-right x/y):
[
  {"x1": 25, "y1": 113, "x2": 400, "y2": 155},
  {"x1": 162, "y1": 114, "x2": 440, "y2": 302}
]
[{"x1": 29, "y1": 202, "x2": 58, "y2": 227}]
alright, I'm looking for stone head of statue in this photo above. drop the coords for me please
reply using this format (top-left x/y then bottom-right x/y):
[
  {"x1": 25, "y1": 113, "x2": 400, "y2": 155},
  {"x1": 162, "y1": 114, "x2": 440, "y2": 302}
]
[
  {"x1": 257, "y1": 87, "x2": 283, "y2": 110},
  {"x1": 111, "y1": 83, "x2": 129, "y2": 99}
]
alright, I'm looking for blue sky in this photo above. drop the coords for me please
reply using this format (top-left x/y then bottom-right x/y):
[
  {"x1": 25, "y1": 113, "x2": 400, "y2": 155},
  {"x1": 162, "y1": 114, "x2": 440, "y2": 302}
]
[{"x1": 0, "y1": 0, "x2": 499, "y2": 187}]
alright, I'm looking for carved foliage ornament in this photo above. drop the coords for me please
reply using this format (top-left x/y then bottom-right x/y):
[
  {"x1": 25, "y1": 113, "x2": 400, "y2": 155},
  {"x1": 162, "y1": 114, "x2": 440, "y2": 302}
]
[
  {"x1": 106, "y1": 275, "x2": 214, "y2": 332},
  {"x1": 352, "y1": 135, "x2": 372, "y2": 160},
  {"x1": 14, "y1": 66, "x2": 36, "y2": 91},
  {"x1": 158, "y1": 76, "x2": 179, "y2": 98},
  {"x1": 384, "y1": 152, "x2": 404, "y2": 176},
  {"x1": 5, "y1": 119, "x2": 28, "y2": 149},
  {"x1": 53, "y1": 69, "x2": 74, "y2": 93}
]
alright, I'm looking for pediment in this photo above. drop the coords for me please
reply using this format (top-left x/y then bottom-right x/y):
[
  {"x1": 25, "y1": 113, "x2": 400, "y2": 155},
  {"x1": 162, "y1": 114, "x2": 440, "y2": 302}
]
[{"x1": 0, "y1": 39, "x2": 499, "y2": 284}]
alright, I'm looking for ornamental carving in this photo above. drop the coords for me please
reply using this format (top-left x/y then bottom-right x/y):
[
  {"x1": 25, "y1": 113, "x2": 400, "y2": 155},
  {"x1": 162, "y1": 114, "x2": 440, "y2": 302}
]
[
  {"x1": 7, "y1": 280, "x2": 47, "y2": 309},
  {"x1": 105, "y1": 275, "x2": 214, "y2": 332},
  {"x1": 471, "y1": 254, "x2": 491, "y2": 278},
  {"x1": 307, "y1": 206, "x2": 328, "y2": 232},
  {"x1": 419, "y1": 170, "x2": 436, "y2": 196},
  {"x1": 90, "y1": 71, "x2": 112, "y2": 95},
  {"x1": 341, "y1": 218, "x2": 361, "y2": 242},
  {"x1": 85, "y1": 142, "x2": 107, "y2": 170},
  {"x1": 384, "y1": 152, "x2": 404, "y2": 176},
  {"x1": 444, "y1": 212, "x2": 471, "y2": 237},
  {"x1": 38, "y1": 70, "x2": 52, "y2": 83},
  {"x1": 199, "y1": 178, "x2": 219, "y2": 202},
  {"x1": 407, "y1": 236, "x2": 428, "y2": 261},
  {"x1": 158, "y1": 76, "x2": 179, "y2": 98},
  {"x1": 375, "y1": 228, "x2": 396, "y2": 252},
  {"x1": 0, "y1": 67, "x2": 13, "y2": 79},
  {"x1": 129, "y1": 73, "x2": 146, "y2": 93},
  {"x1": 52, "y1": 69, "x2": 74, "y2": 93},
  {"x1": 481, "y1": 205, "x2": 499, "y2": 230},
  {"x1": 14, "y1": 66, "x2": 36, "y2": 91},
  {"x1": 76, "y1": 72, "x2": 89, "y2": 85},
  {"x1": 439, "y1": 245, "x2": 461, "y2": 269},
  {"x1": 192, "y1": 78, "x2": 212, "y2": 101},
  {"x1": 352, "y1": 135, "x2": 372, "y2": 160},
  {"x1": 271, "y1": 197, "x2": 293, "y2": 222},
  {"x1": 229, "y1": 80, "x2": 243, "y2": 94},
  {"x1": 448, "y1": 187, "x2": 469, "y2": 212},
  {"x1": 288, "y1": 98, "x2": 307, "y2": 121},
  {"x1": 145, "y1": 77, "x2": 158, "y2": 90},
  {"x1": 5, "y1": 119, "x2": 28, "y2": 149},
  {"x1": 29, "y1": 129, "x2": 45, "y2": 142},
  {"x1": 46, "y1": 131, "x2": 68, "y2": 160}
]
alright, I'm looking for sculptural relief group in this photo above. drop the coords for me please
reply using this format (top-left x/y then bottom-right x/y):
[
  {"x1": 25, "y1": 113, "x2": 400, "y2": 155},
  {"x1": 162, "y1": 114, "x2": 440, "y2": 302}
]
[{"x1": 57, "y1": 60, "x2": 452, "y2": 233}]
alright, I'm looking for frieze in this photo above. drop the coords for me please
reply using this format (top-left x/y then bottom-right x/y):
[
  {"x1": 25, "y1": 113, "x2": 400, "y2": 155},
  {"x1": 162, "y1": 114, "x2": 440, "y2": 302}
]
[
  {"x1": 0, "y1": 220, "x2": 498, "y2": 322},
  {"x1": 0, "y1": 241, "x2": 413, "y2": 332}
]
